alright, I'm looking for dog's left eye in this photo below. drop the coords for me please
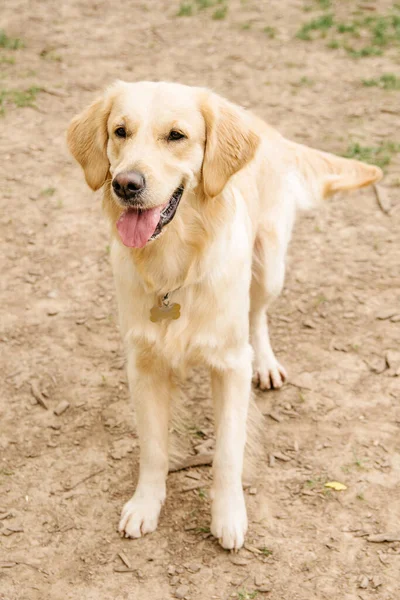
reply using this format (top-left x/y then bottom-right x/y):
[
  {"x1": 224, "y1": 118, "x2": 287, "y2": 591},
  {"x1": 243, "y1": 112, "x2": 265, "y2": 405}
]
[
  {"x1": 168, "y1": 130, "x2": 185, "y2": 141},
  {"x1": 115, "y1": 127, "x2": 127, "y2": 138}
]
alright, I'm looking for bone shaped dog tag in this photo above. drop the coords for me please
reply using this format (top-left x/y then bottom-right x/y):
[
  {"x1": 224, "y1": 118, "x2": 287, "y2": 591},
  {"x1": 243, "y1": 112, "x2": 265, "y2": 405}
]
[{"x1": 150, "y1": 301, "x2": 181, "y2": 323}]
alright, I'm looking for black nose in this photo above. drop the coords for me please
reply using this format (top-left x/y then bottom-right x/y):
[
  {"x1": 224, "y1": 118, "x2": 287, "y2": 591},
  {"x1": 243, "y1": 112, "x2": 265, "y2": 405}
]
[{"x1": 112, "y1": 170, "x2": 146, "y2": 200}]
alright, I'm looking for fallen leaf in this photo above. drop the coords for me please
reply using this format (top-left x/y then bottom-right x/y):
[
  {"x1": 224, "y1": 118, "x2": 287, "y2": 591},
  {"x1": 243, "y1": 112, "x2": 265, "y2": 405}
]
[{"x1": 324, "y1": 481, "x2": 347, "y2": 491}]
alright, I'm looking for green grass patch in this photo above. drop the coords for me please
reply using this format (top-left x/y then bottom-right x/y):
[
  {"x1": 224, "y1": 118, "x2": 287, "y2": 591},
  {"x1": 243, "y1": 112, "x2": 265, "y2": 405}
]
[
  {"x1": 297, "y1": 12, "x2": 400, "y2": 57},
  {"x1": 293, "y1": 75, "x2": 314, "y2": 87},
  {"x1": 238, "y1": 591, "x2": 258, "y2": 600},
  {"x1": 212, "y1": 5, "x2": 228, "y2": 19},
  {"x1": 345, "y1": 45, "x2": 383, "y2": 58},
  {"x1": 260, "y1": 547, "x2": 273, "y2": 556},
  {"x1": 194, "y1": 526, "x2": 210, "y2": 533},
  {"x1": 0, "y1": 30, "x2": 24, "y2": 50},
  {"x1": 0, "y1": 468, "x2": 14, "y2": 476},
  {"x1": 0, "y1": 85, "x2": 41, "y2": 115},
  {"x1": 263, "y1": 26, "x2": 276, "y2": 38},
  {"x1": 40, "y1": 50, "x2": 62, "y2": 62},
  {"x1": 195, "y1": 0, "x2": 215, "y2": 8},
  {"x1": 177, "y1": 2, "x2": 193, "y2": 16},
  {"x1": 13, "y1": 86, "x2": 41, "y2": 107},
  {"x1": 296, "y1": 14, "x2": 334, "y2": 40},
  {"x1": 362, "y1": 73, "x2": 400, "y2": 90},
  {"x1": 327, "y1": 38, "x2": 339, "y2": 48},
  {"x1": 198, "y1": 488, "x2": 207, "y2": 499},
  {"x1": 177, "y1": 0, "x2": 227, "y2": 18},
  {"x1": 0, "y1": 55, "x2": 16, "y2": 65},
  {"x1": 40, "y1": 187, "x2": 56, "y2": 197},
  {"x1": 343, "y1": 141, "x2": 400, "y2": 169}
]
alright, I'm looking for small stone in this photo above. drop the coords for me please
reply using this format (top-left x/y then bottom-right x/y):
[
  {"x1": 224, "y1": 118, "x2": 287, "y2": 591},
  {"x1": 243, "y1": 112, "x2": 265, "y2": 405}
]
[
  {"x1": 170, "y1": 576, "x2": 180, "y2": 586},
  {"x1": 187, "y1": 563, "x2": 201, "y2": 573},
  {"x1": 254, "y1": 575, "x2": 265, "y2": 587},
  {"x1": 377, "y1": 308, "x2": 398, "y2": 320},
  {"x1": 268, "y1": 411, "x2": 283, "y2": 423},
  {"x1": 371, "y1": 575, "x2": 382, "y2": 589},
  {"x1": 249, "y1": 487, "x2": 257, "y2": 495},
  {"x1": 365, "y1": 357, "x2": 386, "y2": 374},
  {"x1": 386, "y1": 350, "x2": 400, "y2": 371},
  {"x1": 175, "y1": 566, "x2": 184, "y2": 574},
  {"x1": 175, "y1": 585, "x2": 189, "y2": 599},
  {"x1": 290, "y1": 372, "x2": 314, "y2": 390},
  {"x1": 109, "y1": 439, "x2": 135, "y2": 460},
  {"x1": 303, "y1": 319, "x2": 316, "y2": 329},
  {"x1": 268, "y1": 454, "x2": 275, "y2": 468},
  {"x1": 230, "y1": 556, "x2": 249, "y2": 566},
  {"x1": 273, "y1": 452, "x2": 291, "y2": 462},
  {"x1": 47, "y1": 308, "x2": 59, "y2": 316},
  {"x1": 168, "y1": 565, "x2": 176, "y2": 576},
  {"x1": 257, "y1": 583, "x2": 273, "y2": 593},
  {"x1": 53, "y1": 400, "x2": 70, "y2": 416},
  {"x1": 359, "y1": 575, "x2": 369, "y2": 589}
]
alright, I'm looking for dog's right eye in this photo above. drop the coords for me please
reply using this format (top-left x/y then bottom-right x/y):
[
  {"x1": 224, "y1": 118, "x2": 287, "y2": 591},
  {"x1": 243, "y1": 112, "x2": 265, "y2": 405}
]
[{"x1": 115, "y1": 127, "x2": 127, "y2": 138}]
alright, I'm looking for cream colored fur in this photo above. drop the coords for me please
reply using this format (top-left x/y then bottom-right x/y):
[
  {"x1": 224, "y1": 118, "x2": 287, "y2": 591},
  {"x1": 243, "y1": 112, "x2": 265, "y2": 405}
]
[{"x1": 68, "y1": 80, "x2": 382, "y2": 550}]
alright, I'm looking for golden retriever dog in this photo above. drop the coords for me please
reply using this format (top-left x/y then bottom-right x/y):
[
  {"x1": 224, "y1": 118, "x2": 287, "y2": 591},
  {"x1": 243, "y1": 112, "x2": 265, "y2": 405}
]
[{"x1": 68, "y1": 81, "x2": 381, "y2": 550}]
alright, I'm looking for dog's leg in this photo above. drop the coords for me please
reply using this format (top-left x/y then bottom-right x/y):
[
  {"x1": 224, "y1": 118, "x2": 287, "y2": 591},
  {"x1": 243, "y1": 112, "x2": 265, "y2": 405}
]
[
  {"x1": 119, "y1": 350, "x2": 171, "y2": 538},
  {"x1": 210, "y1": 347, "x2": 252, "y2": 550},
  {"x1": 250, "y1": 231, "x2": 287, "y2": 390}
]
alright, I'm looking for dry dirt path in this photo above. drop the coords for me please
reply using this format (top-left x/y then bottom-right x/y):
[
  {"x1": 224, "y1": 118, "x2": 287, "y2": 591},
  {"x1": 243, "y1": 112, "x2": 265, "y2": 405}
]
[{"x1": 1, "y1": 1, "x2": 399, "y2": 599}]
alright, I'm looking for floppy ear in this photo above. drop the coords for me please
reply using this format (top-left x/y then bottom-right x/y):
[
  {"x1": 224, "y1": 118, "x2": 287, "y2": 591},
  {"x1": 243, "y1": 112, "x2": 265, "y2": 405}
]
[
  {"x1": 67, "y1": 96, "x2": 111, "y2": 191},
  {"x1": 200, "y1": 93, "x2": 260, "y2": 198},
  {"x1": 290, "y1": 141, "x2": 382, "y2": 201}
]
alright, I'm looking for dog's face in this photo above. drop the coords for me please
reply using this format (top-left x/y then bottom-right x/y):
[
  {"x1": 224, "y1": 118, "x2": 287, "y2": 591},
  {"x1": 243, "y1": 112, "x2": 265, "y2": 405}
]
[{"x1": 67, "y1": 81, "x2": 259, "y2": 248}]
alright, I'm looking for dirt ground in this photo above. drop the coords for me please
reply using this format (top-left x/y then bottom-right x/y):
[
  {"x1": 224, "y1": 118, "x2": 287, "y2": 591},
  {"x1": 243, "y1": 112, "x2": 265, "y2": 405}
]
[{"x1": 1, "y1": 1, "x2": 400, "y2": 599}]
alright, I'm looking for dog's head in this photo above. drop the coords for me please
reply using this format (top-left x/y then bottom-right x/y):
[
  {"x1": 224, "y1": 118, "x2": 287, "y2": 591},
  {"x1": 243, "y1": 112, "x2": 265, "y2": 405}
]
[{"x1": 67, "y1": 81, "x2": 259, "y2": 249}]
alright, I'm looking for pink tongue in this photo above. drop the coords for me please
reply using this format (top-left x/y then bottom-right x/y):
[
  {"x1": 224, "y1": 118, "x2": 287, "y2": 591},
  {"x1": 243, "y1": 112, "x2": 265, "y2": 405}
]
[{"x1": 116, "y1": 207, "x2": 162, "y2": 248}]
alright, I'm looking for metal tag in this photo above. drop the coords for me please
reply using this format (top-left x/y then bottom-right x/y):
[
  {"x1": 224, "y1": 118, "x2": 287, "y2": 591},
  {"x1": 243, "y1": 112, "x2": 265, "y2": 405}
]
[{"x1": 150, "y1": 294, "x2": 180, "y2": 322}]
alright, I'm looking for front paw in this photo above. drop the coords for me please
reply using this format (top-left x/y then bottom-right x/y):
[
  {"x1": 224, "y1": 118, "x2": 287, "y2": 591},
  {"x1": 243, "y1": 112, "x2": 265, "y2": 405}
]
[
  {"x1": 253, "y1": 359, "x2": 287, "y2": 390},
  {"x1": 211, "y1": 491, "x2": 248, "y2": 550},
  {"x1": 119, "y1": 487, "x2": 165, "y2": 538}
]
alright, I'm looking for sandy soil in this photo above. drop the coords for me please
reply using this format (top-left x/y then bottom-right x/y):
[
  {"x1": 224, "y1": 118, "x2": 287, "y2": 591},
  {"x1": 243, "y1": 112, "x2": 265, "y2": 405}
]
[{"x1": 1, "y1": 1, "x2": 400, "y2": 599}]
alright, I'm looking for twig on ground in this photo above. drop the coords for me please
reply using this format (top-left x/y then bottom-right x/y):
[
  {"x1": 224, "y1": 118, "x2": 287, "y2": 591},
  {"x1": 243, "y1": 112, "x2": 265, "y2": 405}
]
[
  {"x1": 66, "y1": 468, "x2": 105, "y2": 490},
  {"x1": 169, "y1": 453, "x2": 213, "y2": 473},
  {"x1": 374, "y1": 184, "x2": 391, "y2": 214}
]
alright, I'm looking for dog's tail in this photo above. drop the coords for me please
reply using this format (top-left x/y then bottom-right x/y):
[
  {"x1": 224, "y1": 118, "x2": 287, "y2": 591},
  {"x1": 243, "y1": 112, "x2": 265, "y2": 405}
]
[{"x1": 285, "y1": 140, "x2": 382, "y2": 211}]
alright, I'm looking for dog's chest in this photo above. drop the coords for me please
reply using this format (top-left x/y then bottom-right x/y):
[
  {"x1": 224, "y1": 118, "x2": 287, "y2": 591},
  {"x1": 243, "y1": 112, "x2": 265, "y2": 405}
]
[{"x1": 111, "y1": 191, "x2": 253, "y2": 368}]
